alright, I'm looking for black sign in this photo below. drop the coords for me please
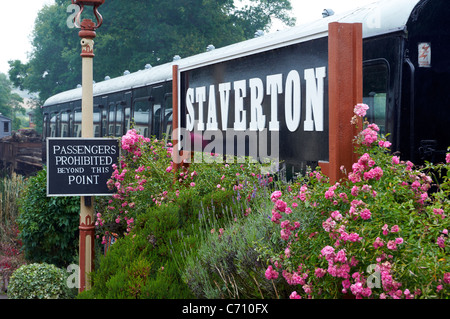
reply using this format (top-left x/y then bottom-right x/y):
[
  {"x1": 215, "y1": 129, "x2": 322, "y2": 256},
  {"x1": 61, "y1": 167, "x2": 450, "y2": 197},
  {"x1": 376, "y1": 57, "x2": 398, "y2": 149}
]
[
  {"x1": 47, "y1": 138, "x2": 119, "y2": 196},
  {"x1": 178, "y1": 37, "x2": 329, "y2": 172}
]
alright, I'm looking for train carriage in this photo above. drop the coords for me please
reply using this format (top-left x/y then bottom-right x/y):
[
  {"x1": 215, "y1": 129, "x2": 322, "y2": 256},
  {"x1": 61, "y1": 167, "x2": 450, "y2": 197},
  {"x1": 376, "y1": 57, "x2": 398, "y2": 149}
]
[{"x1": 41, "y1": 0, "x2": 450, "y2": 173}]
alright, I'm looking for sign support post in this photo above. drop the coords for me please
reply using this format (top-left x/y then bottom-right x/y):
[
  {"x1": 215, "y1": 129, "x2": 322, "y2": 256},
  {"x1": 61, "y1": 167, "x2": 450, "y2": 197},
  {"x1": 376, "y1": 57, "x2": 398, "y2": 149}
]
[
  {"x1": 72, "y1": 0, "x2": 105, "y2": 292},
  {"x1": 319, "y1": 22, "x2": 363, "y2": 183}
]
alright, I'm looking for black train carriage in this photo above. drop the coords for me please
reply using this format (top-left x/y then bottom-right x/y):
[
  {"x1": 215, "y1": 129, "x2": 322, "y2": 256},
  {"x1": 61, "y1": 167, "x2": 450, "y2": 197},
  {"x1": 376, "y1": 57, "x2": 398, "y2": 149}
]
[{"x1": 42, "y1": 0, "x2": 450, "y2": 169}]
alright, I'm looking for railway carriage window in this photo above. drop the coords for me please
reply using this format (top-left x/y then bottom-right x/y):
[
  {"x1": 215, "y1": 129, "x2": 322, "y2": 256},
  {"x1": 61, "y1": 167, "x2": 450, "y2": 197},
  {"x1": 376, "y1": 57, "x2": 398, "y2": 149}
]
[
  {"x1": 133, "y1": 99, "x2": 151, "y2": 137},
  {"x1": 102, "y1": 109, "x2": 107, "y2": 136},
  {"x1": 94, "y1": 108, "x2": 101, "y2": 137},
  {"x1": 74, "y1": 109, "x2": 82, "y2": 137},
  {"x1": 163, "y1": 94, "x2": 173, "y2": 143},
  {"x1": 50, "y1": 112, "x2": 58, "y2": 137},
  {"x1": 108, "y1": 103, "x2": 116, "y2": 136},
  {"x1": 124, "y1": 107, "x2": 131, "y2": 133},
  {"x1": 60, "y1": 111, "x2": 70, "y2": 137},
  {"x1": 363, "y1": 62, "x2": 389, "y2": 135},
  {"x1": 116, "y1": 103, "x2": 123, "y2": 136},
  {"x1": 152, "y1": 104, "x2": 162, "y2": 139}
]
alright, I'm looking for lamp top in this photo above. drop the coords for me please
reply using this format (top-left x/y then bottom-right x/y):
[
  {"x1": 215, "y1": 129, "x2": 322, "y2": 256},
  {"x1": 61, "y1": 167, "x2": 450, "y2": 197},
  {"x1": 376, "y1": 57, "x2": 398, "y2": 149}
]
[{"x1": 72, "y1": 0, "x2": 105, "y2": 6}]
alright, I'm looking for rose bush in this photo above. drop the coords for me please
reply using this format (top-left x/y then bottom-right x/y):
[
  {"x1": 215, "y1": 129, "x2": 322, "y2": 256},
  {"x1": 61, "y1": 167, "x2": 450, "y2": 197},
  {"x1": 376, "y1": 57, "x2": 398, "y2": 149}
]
[{"x1": 261, "y1": 104, "x2": 449, "y2": 299}]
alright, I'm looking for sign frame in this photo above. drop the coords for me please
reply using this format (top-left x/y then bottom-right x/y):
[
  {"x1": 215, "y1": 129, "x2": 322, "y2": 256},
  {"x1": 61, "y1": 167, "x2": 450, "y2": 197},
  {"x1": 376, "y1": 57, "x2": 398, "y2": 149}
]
[{"x1": 46, "y1": 137, "x2": 119, "y2": 197}]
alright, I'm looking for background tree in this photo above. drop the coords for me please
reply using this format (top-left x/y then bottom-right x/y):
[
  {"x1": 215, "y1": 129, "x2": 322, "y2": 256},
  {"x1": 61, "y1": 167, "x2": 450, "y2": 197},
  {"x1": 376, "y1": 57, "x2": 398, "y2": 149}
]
[
  {"x1": 0, "y1": 73, "x2": 25, "y2": 130},
  {"x1": 8, "y1": 0, "x2": 295, "y2": 104}
]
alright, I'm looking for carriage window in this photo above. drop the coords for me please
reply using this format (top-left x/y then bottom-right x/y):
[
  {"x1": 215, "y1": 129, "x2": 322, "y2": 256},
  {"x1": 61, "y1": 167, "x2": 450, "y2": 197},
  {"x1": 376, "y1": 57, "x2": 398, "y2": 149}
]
[
  {"x1": 164, "y1": 94, "x2": 173, "y2": 143},
  {"x1": 50, "y1": 112, "x2": 58, "y2": 137},
  {"x1": 102, "y1": 109, "x2": 107, "y2": 136},
  {"x1": 152, "y1": 104, "x2": 162, "y2": 139},
  {"x1": 363, "y1": 62, "x2": 389, "y2": 135},
  {"x1": 94, "y1": 107, "x2": 101, "y2": 137},
  {"x1": 108, "y1": 103, "x2": 116, "y2": 136},
  {"x1": 133, "y1": 99, "x2": 151, "y2": 137},
  {"x1": 74, "y1": 109, "x2": 82, "y2": 137},
  {"x1": 60, "y1": 111, "x2": 71, "y2": 137},
  {"x1": 124, "y1": 107, "x2": 131, "y2": 133},
  {"x1": 116, "y1": 103, "x2": 123, "y2": 136}
]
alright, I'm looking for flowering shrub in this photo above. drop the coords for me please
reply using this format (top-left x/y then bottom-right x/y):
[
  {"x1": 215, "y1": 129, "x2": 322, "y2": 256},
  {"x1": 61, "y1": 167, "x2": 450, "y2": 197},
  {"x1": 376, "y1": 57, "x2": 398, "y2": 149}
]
[
  {"x1": 97, "y1": 128, "x2": 264, "y2": 241},
  {"x1": 262, "y1": 104, "x2": 449, "y2": 299}
]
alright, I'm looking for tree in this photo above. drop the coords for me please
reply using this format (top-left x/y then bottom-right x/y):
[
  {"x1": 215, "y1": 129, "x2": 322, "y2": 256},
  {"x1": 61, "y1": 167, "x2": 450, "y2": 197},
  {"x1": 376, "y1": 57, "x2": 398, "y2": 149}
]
[
  {"x1": 9, "y1": 0, "x2": 295, "y2": 104},
  {"x1": 0, "y1": 73, "x2": 25, "y2": 130}
]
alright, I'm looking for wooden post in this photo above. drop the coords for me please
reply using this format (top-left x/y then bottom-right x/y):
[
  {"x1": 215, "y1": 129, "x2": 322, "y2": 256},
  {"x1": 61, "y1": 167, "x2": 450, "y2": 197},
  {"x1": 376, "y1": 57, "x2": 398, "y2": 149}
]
[
  {"x1": 79, "y1": 19, "x2": 96, "y2": 293},
  {"x1": 319, "y1": 22, "x2": 363, "y2": 183}
]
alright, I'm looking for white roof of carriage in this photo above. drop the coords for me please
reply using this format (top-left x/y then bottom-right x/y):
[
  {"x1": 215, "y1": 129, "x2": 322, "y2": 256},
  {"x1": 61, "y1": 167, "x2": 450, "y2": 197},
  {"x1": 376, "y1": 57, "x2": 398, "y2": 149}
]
[{"x1": 44, "y1": 0, "x2": 420, "y2": 107}]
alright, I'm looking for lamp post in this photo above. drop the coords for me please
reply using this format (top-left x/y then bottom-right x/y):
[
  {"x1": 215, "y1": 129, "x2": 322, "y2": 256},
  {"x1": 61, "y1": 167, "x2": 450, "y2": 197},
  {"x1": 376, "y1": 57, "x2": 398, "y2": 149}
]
[{"x1": 71, "y1": 0, "x2": 104, "y2": 292}]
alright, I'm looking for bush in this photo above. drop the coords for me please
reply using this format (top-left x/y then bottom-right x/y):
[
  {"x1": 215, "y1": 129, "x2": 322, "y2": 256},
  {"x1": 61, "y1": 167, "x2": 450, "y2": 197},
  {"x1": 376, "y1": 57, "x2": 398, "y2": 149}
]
[
  {"x1": 83, "y1": 129, "x2": 266, "y2": 298},
  {"x1": 80, "y1": 203, "x2": 196, "y2": 298},
  {"x1": 261, "y1": 105, "x2": 450, "y2": 299},
  {"x1": 17, "y1": 168, "x2": 80, "y2": 268},
  {"x1": 181, "y1": 203, "x2": 291, "y2": 299},
  {"x1": 8, "y1": 263, "x2": 71, "y2": 299}
]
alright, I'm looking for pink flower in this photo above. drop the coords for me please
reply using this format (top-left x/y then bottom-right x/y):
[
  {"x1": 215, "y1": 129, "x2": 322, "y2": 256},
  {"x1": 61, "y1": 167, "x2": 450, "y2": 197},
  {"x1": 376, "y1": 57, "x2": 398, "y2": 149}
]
[
  {"x1": 265, "y1": 265, "x2": 279, "y2": 280},
  {"x1": 275, "y1": 199, "x2": 287, "y2": 212},
  {"x1": 446, "y1": 153, "x2": 450, "y2": 163},
  {"x1": 387, "y1": 240, "x2": 397, "y2": 250},
  {"x1": 289, "y1": 291, "x2": 301, "y2": 299},
  {"x1": 373, "y1": 237, "x2": 384, "y2": 249},
  {"x1": 315, "y1": 268, "x2": 326, "y2": 278},
  {"x1": 270, "y1": 191, "x2": 282, "y2": 202},
  {"x1": 392, "y1": 156, "x2": 400, "y2": 165},
  {"x1": 190, "y1": 182, "x2": 195, "y2": 187},
  {"x1": 360, "y1": 208, "x2": 371, "y2": 220},
  {"x1": 443, "y1": 273, "x2": 450, "y2": 284},
  {"x1": 354, "y1": 103, "x2": 369, "y2": 117},
  {"x1": 390, "y1": 225, "x2": 399, "y2": 233}
]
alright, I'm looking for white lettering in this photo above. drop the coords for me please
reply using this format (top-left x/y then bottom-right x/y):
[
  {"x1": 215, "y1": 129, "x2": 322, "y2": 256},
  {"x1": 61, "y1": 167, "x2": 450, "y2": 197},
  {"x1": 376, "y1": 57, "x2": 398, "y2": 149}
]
[
  {"x1": 186, "y1": 88, "x2": 195, "y2": 131},
  {"x1": 266, "y1": 74, "x2": 283, "y2": 131},
  {"x1": 196, "y1": 86, "x2": 206, "y2": 131},
  {"x1": 206, "y1": 85, "x2": 218, "y2": 130},
  {"x1": 304, "y1": 67, "x2": 326, "y2": 131},
  {"x1": 285, "y1": 70, "x2": 301, "y2": 132},
  {"x1": 249, "y1": 77, "x2": 265, "y2": 131},
  {"x1": 233, "y1": 80, "x2": 247, "y2": 131},
  {"x1": 218, "y1": 82, "x2": 231, "y2": 131}
]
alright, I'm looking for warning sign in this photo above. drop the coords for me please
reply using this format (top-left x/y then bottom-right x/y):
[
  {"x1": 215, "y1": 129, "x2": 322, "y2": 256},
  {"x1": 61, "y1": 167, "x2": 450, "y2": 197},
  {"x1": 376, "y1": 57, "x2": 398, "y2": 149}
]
[
  {"x1": 418, "y1": 43, "x2": 431, "y2": 68},
  {"x1": 47, "y1": 138, "x2": 119, "y2": 196}
]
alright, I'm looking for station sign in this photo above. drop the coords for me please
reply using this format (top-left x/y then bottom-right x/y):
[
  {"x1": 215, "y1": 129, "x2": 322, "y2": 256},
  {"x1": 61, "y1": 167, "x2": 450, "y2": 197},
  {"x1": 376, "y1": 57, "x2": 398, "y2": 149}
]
[
  {"x1": 46, "y1": 138, "x2": 119, "y2": 196},
  {"x1": 177, "y1": 36, "x2": 329, "y2": 172}
]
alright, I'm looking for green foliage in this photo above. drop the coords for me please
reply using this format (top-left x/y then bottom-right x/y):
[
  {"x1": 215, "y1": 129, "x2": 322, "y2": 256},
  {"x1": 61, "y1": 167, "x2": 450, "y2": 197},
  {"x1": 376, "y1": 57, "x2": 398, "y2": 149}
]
[
  {"x1": 80, "y1": 203, "x2": 195, "y2": 299},
  {"x1": 260, "y1": 110, "x2": 450, "y2": 299},
  {"x1": 9, "y1": 0, "x2": 295, "y2": 102},
  {"x1": 181, "y1": 204, "x2": 291, "y2": 299},
  {"x1": 8, "y1": 263, "x2": 71, "y2": 299},
  {"x1": 17, "y1": 168, "x2": 80, "y2": 268},
  {"x1": 0, "y1": 73, "x2": 24, "y2": 130}
]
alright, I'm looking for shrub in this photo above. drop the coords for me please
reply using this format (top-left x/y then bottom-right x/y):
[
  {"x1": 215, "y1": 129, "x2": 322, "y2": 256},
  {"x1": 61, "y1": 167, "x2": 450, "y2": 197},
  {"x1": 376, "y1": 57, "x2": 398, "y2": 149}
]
[
  {"x1": 83, "y1": 129, "x2": 267, "y2": 298},
  {"x1": 17, "y1": 168, "x2": 80, "y2": 268},
  {"x1": 181, "y1": 203, "x2": 291, "y2": 299},
  {"x1": 261, "y1": 105, "x2": 450, "y2": 299},
  {"x1": 8, "y1": 263, "x2": 71, "y2": 299},
  {"x1": 80, "y1": 203, "x2": 196, "y2": 299}
]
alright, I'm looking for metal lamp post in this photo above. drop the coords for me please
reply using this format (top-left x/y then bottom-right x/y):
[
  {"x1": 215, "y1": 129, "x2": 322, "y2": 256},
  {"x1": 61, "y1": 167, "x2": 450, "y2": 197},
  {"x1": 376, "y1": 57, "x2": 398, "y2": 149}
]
[{"x1": 71, "y1": 0, "x2": 104, "y2": 292}]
